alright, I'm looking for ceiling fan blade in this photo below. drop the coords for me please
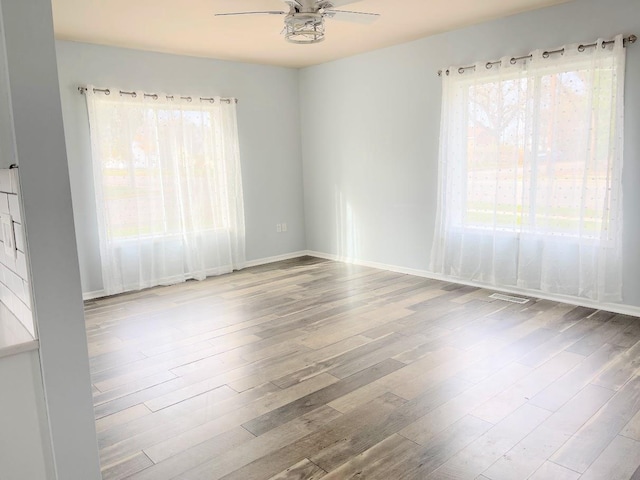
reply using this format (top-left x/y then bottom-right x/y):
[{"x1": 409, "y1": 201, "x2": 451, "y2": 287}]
[
  {"x1": 324, "y1": 9, "x2": 380, "y2": 24},
  {"x1": 320, "y1": 0, "x2": 363, "y2": 7},
  {"x1": 215, "y1": 11, "x2": 287, "y2": 17}
]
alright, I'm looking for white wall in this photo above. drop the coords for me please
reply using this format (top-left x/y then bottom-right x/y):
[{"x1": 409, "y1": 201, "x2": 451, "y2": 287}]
[
  {"x1": 300, "y1": 0, "x2": 640, "y2": 309},
  {"x1": 56, "y1": 41, "x2": 306, "y2": 295},
  {"x1": 1, "y1": 0, "x2": 101, "y2": 478},
  {"x1": 0, "y1": 350, "x2": 54, "y2": 480},
  {"x1": 0, "y1": 1, "x2": 14, "y2": 170}
]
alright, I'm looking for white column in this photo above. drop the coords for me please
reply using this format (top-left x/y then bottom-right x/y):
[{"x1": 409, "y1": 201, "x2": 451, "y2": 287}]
[{"x1": 0, "y1": 0, "x2": 101, "y2": 478}]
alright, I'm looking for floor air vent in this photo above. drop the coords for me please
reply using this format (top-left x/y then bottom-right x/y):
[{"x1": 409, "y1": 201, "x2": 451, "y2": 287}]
[{"x1": 489, "y1": 293, "x2": 530, "y2": 304}]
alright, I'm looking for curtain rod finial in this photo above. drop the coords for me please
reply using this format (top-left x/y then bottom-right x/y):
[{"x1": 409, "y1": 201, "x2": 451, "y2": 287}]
[{"x1": 629, "y1": 34, "x2": 637, "y2": 44}]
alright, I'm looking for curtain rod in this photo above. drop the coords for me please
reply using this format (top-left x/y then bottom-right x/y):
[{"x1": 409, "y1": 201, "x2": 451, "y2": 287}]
[
  {"x1": 77, "y1": 86, "x2": 238, "y2": 104},
  {"x1": 437, "y1": 34, "x2": 636, "y2": 77}
]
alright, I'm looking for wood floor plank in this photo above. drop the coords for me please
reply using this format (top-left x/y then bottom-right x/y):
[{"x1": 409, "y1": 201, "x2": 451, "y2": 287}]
[
  {"x1": 551, "y1": 375, "x2": 640, "y2": 473},
  {"x1": 95, "y1": 404, "x2": 153, "y2": 434},
  {"x1": 93, "y1": 344, "x2": 246, "y2": 393},
  {"x1": 528, "y1": 461, "x2": 580, "y2": 480},
  {"x1": 186, "y1": 393, "x2": 407, "y2": 480},
  {"x1": 579, "y1": 435, "x2": 640, "y2": 480},
  {"x1": 610, "y1": 319, "x2": 640, "y2": 348},
  {"x1": 98, "y1": 381, "x2": 277, "y2": 452},
  {"x1": 99, "y1": 373, "x2": 336, "y2": 468},
  {"x1": 170, "y1": 406, "x2": 341, "y2": 480},
  {"x1": 267, "y1": 459, "x2": 326, "y2": 480},
  {"x1": 327, "y1": 345, "x2": 462, "y2": 414},
  {"x1": 326, "y1": 334, "x2": 428, "y2": 379},
  {"x1": 470, "y1": 350, "x2": 583, "y2": 424},
  {"x1": 398, "y1": 362, "x2": 532, "y2": 446},
  {"x1": 242, "y1": 358, "x2": 405, "y2": 436},
  {"x1": 90, "y1": 349, "x2": 148, "y2": 374},
  {"x1": 129, "y1": 427, "x2": 255, "y2": 480},
  {"x1": 101, "y1": 452, "x2": 153, "y2": 480},
  {"x1": 379, "y1": 415, "x2": 493, "y2": 479},
  {"x1": 564, "y1": 312, "x2": 631, "y2": 356},
  {"x1": 518, "y1": 315, "x2": 602, "y2": 368},
  {"x1": 84, "y1": 257, "x2": 640, "y2": 480},
  {"x1": 262, "y1": 413, "x2": 488, "y2": 480},
  {"x1": 423, "y1": 403, "x2": 551, "y2": 480},
  {"x1": 94, "y1": 376, "x2": 192, "y2": 419},
  {"x1": 320, "y1": 434, "x2": 422, "y2": 480},
  {"x1": 621, "y1": 409, "x2": 640, "y2": 441},
  {"x1": 592, "y1": 339, "x2": 640, "y2": 391},
  {"x1": 296, "y1": 310, "x2": 410, "y2": 350},
  {"x1": 138, "y1": 373, "x2": 340, "y2": 464},
  {"x1": 226, "y1": 335, "x2": 375, "y2": 392},
  {"x1": 481, "y1": 383, "x2": 615, "y2": 480},
  {"x1": 134, "y1": 406, "x2": 341, "y2": 480},
  {"x1": 528, "y1": 343, "x2": 625, "y2": 412},
  {"x1": 309, "y1": 376, "x2": 473, "y2": 472},
  {"x1": 547, "y1": 306, "x2": 599, "y2": 332},
  {"x1": 270, "y1": 333, "x2": 406, "y2": 388},
  {"x1": 454, "y1": 328, "x2": 558, "y2": 384}
]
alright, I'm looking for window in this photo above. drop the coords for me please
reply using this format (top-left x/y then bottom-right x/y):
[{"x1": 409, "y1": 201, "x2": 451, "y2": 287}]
[
  {"x1": 85, "y1": 89, "x2": 245, "y2": 295},
  {"x1": 431, "y1": 36, "x2": 626, "y2": 302},
  {"x1": 99, "y1": 107, "x2": 228, "y2": 239},
  {"x1": 462, "y1": 66, "x2": 617, "y2": 238}
]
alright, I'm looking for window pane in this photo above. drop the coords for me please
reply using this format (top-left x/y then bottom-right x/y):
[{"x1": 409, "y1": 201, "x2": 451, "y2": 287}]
[
  {"x1": 96, "y1": 103, "x2": 226, "y2": 240},
  {"x1": 462, "y1": 64, "x2": 616, "y2": 238},
  {"x1": 465, "y1": 77, "x2": 528, "y2": 230}
]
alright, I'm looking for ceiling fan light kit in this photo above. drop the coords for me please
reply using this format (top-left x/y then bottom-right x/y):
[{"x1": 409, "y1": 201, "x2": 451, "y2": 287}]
[
  {"x1": 215, "y1": 0, "x2": 379, "y2": 45},
  {"x1": 285, "y1": 12, "x2": 325, "y2": 44}
]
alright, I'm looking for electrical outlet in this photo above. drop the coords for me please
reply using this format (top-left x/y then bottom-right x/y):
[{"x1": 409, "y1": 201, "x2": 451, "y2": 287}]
[
  {"x1": 282, "y1": 223, "x2": 287, "y2": 232},
  {"x1": 276, "y1": 224, "x2": 282, "y2": 233}
]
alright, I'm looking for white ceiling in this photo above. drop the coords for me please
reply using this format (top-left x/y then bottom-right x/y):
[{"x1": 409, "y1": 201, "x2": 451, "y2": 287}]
[{"x1": 52, "y1": 0, "x2": 572, "y2": 68}]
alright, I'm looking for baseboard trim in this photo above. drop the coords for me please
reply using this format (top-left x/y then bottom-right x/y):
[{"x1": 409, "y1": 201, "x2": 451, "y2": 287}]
[
  {"x1": 83, "y1": 251, "x2": 309, "y2": 300},
  {"x1": 83, "y1": 290, "x2": 106, "y2": 301},
  {"x1": 243, "y1": 251, "x2": 308, "y2": 269},
  {"x1": 305, "y1": 250, "x2": 640, "y2": 318}
]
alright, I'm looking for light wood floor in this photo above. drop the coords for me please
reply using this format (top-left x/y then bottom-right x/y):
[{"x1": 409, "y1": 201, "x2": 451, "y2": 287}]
[{"x1": 85, "y1": 256, "x2": 640, "y2": 480}]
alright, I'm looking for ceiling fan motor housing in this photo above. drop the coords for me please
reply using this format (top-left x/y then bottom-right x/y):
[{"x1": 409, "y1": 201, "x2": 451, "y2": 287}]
[{"x1": 290, "y1": 0, "x2": 337, "y2": 13}]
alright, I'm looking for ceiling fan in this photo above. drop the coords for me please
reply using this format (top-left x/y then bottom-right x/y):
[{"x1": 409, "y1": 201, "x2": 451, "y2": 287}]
[{"x1": 215, "y1": 0, "x2": 380, "y2": 44}]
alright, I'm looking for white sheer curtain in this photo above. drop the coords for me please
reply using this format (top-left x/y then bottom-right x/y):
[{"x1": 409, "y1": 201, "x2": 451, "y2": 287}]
[
  {"x1": 85, "y1": 88, "x2": 245, "y2": 296},
  {"x1": 431, "y1": 36, "x2": 626, "y2": 302}
]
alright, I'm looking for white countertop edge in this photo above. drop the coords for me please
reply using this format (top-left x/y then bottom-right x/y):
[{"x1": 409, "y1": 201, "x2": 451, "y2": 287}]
[{"x1": 0, "y1": 339, "x2": 39, "y2": 360}]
